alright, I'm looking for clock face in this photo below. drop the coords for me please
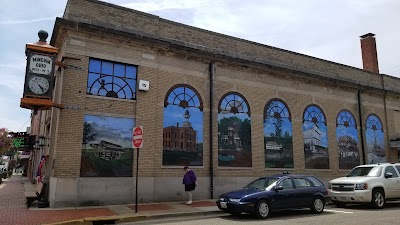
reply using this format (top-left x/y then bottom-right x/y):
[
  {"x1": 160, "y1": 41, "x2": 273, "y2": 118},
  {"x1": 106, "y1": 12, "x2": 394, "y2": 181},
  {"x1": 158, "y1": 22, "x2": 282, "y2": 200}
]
[{"x1": 28, "y1": 76, "x2": 50, "y2": 95}]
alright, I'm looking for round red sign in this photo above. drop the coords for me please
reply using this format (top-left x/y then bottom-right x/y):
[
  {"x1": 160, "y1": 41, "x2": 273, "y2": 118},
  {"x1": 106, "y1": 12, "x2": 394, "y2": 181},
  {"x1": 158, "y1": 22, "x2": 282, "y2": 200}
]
[{"x1": 133, "y1": 127, "x2": 143, "y2": 148}]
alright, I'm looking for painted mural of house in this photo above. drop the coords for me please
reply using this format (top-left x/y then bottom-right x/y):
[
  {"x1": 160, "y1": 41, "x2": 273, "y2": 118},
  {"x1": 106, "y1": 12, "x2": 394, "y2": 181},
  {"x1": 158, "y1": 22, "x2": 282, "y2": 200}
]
[
  {"x1": 91, "y1": 140, "x2": 123, "y2": 160},
  {"x1": 163, "y1": 109, "x2": 197, "y2": 152}
]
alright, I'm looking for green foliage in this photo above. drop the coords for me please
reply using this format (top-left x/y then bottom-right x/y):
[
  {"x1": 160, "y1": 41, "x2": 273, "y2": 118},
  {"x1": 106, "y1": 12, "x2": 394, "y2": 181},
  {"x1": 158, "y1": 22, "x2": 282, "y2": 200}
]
[
  {"x1": 82, "y1": 122, "x2": 96, "y2": 146},
  {"x1": 218, "y1": 116, "x2": 251, "y2": 150},
  {"x1": 0, "y1": 128, "x2": 12, "y2": 156}
]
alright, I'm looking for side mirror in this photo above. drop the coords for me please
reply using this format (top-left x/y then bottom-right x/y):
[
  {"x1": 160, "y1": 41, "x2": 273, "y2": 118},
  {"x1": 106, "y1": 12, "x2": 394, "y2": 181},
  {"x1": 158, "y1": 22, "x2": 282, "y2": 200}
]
[
  {"x1": 274, "y1": 186, "x2": 283, "y2": 191},
  {"x1": 385, "y1": 172, "x2": 393, "y2": 178}
]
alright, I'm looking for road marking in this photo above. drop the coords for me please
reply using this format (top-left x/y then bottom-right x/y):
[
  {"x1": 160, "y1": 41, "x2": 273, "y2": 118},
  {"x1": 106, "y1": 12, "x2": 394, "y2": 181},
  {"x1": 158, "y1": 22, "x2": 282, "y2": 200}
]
[{"x1": 325, "y1": 209, "x2": 354, "y2": 214}]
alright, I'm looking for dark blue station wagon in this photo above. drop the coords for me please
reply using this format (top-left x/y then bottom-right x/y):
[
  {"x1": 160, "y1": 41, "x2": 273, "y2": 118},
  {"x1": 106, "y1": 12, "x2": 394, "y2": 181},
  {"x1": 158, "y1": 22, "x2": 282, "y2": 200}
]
[{"x1": 216, "y1": 174, "x2": 331, "y2": 219}]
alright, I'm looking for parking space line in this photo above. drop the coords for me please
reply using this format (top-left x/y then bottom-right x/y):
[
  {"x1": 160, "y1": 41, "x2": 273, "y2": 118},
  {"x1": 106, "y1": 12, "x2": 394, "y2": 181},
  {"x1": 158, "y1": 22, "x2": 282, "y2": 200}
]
[{"x1": 325, "y1": 209, "x2": 354, "y2": 214}]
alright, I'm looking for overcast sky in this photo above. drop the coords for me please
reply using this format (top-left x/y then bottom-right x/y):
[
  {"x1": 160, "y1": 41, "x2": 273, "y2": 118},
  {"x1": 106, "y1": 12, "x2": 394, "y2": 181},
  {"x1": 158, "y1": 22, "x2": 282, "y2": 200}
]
[{"x1": 1, "y1": 0, "x2": 400, "y2": 132}]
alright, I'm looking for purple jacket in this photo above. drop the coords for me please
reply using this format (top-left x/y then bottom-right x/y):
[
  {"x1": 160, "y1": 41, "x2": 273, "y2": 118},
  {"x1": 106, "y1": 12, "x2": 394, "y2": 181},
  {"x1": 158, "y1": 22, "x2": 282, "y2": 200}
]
[{"x1": 183, "y1": 170, "x2": 197, "y2": 185}]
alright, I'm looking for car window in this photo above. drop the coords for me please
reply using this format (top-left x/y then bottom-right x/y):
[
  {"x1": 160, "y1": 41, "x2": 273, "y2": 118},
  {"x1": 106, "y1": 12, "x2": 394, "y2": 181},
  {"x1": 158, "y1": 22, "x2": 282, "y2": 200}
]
[
  {"x1": 245, "y1": 178, "x2": 266, "y2": 189},
  {"x1": 395, "y1": 166, "x2": 400, "y2": 176},
  {"x1": 305, "y1": 176, "x2": 324, "y2": 187},
  {"x1": 385, "y1": 166, "x2": 398, "y2": 178},
  {"x1": 293, "y1": 178, "x2": 310, "y2": 188},
  {"x1": 346, "y1": 166, "x2": 382, "y2": 177},
  {"x1": 278, "y1": 178, "x2": 294, "y2": 190}
]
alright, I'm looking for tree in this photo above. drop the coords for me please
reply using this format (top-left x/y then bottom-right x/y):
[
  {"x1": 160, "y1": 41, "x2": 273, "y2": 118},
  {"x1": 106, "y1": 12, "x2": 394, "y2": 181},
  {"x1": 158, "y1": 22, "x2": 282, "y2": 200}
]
[
  {"x1": 82, "y1": 122, "x2": 96, "y2": 153},
  {"x1": 0, "y1": 128, "x2": 12, "y2": 156}
]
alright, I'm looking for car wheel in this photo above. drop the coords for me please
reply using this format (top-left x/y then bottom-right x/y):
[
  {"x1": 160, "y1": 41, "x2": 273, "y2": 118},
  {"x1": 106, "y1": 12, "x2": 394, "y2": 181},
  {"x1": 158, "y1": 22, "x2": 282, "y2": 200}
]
[
  {"x1": 310, "y1": 197, "x2": 324, "y2": 214},
  {"x1": 371, "y1": 189, "x2": 385, "y2": 209},
  {"x1": 255, "y1": 200, "x2": 270, "y2": 219}
]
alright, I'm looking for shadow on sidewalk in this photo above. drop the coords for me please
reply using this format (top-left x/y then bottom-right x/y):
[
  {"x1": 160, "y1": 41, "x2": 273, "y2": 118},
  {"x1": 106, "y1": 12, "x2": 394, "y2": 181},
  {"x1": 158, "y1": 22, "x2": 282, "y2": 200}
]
[{"x1": 0, "y1": 175, "x2": 221, "y2": 225}]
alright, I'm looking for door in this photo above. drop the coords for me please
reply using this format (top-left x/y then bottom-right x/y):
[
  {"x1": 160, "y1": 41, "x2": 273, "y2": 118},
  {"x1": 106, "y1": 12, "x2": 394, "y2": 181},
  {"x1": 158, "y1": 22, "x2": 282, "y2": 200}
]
[
  {"x1": 270, "y1": 178, "x2": 297, "y2": 210},
  {"x1": 293, "y1": 177, "x2": 314, "y2": 207},
  {"x1": 383, "y1": 166, "x2": 400, "y2": 198}
]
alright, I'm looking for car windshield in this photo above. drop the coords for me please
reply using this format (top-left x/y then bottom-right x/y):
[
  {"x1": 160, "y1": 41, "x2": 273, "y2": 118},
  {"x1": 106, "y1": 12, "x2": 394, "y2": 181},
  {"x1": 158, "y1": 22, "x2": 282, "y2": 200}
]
[
  {"x1": 346, "y1": 166, "x2": 382, "y2": 177},
  {"x1": 245, "y1": 178, "x2": 279, "y2": 190}
]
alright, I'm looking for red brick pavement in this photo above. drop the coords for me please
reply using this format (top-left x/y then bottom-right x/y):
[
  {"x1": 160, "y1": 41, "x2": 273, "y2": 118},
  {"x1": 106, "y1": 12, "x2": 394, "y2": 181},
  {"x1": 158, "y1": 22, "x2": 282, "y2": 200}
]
[{"x1": 0, "y1": 177, "x2": 115, "y2": 225}]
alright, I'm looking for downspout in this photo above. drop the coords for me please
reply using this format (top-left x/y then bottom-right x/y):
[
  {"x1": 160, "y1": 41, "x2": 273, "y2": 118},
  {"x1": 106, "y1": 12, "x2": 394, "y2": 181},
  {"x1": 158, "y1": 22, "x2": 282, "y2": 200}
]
[
  {"x1": 209, "y1": 62, "x2": 215, "y2": 199},
  {"x1": 358, "y1": 90, "x2": 366, "y2": 164},
  {"x1": 380, "y1": 74, "x2": 390, "y2": 161}
]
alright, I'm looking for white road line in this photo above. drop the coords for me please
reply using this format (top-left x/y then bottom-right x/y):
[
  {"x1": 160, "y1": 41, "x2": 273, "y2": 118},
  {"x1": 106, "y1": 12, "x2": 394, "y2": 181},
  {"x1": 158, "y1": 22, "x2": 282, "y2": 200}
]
[{"x1": 325, "y1": 209, "x2": 354, "y2": 214}]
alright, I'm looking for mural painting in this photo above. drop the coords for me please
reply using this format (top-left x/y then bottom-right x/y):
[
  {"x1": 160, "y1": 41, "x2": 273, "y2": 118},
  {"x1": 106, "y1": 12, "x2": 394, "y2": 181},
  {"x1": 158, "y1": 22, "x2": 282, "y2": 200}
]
[
  {"x1": 303, "y1": 105, "x2": 329, "y2": 169},
  {"x1": 264, "y1": 99, "x2": 293, "y2": 168},
  {"x1": 80, "y1": 114, "x2": 134, "y2": 177},
  {"x1": 366, "y1": 114, "x2": 386, "y2": 164},
  {"x1": 163, "y1": 85, "x2": 203, "y2": 166},
  {"x1": 218, "y1": 93, "x2": 252, "y2": 167},
  {"x1": 336, "y1": 110, "x2": 360, "y2": 169}
]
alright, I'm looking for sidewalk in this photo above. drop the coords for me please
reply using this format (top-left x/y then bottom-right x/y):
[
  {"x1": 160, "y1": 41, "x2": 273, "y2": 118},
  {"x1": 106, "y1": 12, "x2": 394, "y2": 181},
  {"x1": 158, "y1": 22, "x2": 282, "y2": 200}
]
[{"x1": 0, "y1": 175, "x2": 222, "y2": 225}]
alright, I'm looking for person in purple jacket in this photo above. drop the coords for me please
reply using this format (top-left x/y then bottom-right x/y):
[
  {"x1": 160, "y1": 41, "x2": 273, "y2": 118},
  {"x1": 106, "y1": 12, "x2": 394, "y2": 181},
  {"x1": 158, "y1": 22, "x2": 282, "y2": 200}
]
[{"x1": 183, "y1": 166, "x2": 197, "y2": 205}]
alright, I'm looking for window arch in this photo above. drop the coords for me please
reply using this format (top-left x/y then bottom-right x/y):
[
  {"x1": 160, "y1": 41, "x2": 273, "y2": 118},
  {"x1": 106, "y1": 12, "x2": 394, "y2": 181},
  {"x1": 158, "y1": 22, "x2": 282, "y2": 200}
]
[
  {"x1": 303, "y1": 104, "x2": 329, "y2": 169},
  {"x1": 336, "y1": 110, "x2": 359, "y2": 169},
  {"x1": 162, "y1": 84, "x2": 203, "y2": 166},
  {"x1": 365, "y1": 114, "x2": 385, "y2": 164},
  {"x1": 264, "y1": 99, "x2": 293, "y2": 168},
  {"x1": 218, "y1": 92, "x2": 252, "y2": 167},
  {"x1": 218, "y1": 92, "x2": 250, "y2": 116}
]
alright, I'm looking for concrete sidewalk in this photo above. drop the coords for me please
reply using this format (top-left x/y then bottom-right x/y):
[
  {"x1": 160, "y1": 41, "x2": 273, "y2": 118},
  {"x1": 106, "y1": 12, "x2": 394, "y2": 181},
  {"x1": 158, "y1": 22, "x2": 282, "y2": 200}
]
[{"x1": 0, "y1": 175, "x2": 222, "y2": 225}]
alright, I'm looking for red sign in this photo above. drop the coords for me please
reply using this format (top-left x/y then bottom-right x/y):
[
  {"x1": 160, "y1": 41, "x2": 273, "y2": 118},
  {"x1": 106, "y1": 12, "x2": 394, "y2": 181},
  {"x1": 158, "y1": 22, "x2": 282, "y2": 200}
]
[{"x1": 132, "y1": 126, "x2": 143, "y2": 148}]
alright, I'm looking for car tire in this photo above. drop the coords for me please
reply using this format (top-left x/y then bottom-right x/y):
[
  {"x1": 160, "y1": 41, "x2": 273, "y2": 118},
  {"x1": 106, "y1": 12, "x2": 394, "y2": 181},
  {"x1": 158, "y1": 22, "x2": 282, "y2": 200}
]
[
  {"x1": 371, "y1": 189, "x2": 385, "y2": 209},
  {"x1": 255, "y1": 200, "x2": 270, "y2": 219},
  {"x1": 310, "y1": 196, "x2": 324, "y2": 214}
]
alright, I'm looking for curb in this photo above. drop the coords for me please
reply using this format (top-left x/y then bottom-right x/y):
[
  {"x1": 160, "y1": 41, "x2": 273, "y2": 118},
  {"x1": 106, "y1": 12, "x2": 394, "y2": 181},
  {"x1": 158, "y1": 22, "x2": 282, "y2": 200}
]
[{"x1": 43, "y1": 210, "x2": 223, "y2": 225}]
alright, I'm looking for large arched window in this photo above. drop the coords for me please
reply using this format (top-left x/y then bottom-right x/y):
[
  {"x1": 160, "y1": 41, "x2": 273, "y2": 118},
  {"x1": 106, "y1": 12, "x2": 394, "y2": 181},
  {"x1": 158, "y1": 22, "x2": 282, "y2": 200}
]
[
  {"x1": 336, "y1": 110, "x2": 359, "y2": 169},
  {"x1": 218, "y1": 92, "x2": 251, "y2": 167},
  {"x1": 264, "y1": 99, "x2": 293, "y2": 168},
  {"x1": 162, "y1": 84, "x2": 203, "y2": 166},
  {"x1": 303, "y1": 105, "x2": 329, "y2": 169},
  {"x1": 365, "y1": 114, "x2": 385, "y2": 164}
]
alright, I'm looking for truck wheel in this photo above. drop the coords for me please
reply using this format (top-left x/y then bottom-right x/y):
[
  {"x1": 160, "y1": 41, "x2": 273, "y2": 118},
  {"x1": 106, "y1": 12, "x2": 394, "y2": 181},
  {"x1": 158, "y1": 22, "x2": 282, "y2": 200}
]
[
  {"x1": 255, "y1": 200, "x2": 270, "y2": 219},
  {"x1": 371, "y1": 189, "x2": 385, "y2": 209}
]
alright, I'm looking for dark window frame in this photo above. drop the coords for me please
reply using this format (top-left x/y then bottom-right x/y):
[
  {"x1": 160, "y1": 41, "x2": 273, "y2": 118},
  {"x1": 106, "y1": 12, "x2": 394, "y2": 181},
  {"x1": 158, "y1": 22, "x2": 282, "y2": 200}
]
[{"x1": 87, "y1": 58, "x2": 137, "y2": 100}]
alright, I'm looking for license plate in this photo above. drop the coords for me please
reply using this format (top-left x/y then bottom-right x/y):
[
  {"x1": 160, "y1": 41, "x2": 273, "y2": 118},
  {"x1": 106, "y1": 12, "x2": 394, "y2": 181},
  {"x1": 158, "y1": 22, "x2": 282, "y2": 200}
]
[{"x1": 220, "y1": 202, "x2": 227, "y2": 209}]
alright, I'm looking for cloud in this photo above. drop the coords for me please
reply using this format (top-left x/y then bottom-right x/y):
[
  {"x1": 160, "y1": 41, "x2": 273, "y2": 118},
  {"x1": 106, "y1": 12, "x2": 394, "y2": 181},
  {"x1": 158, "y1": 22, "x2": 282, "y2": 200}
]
[{"x1": 0, "y1": 17, "x2": 56, "y2": 25}]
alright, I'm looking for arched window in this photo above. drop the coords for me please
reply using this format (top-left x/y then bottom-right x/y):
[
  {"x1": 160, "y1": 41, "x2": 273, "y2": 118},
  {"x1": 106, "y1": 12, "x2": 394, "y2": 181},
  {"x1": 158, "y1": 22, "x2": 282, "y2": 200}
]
[
  {"x1": 162, "y1": 85, "x2": 203, "y2": 166},
  {"x1": 336, "y1": 110, "x2": 359, "y2": 169},
  {"x1": 365, "y1": 114, "x2": 385, "y2": 163},
  {"x1": 264, "y1": 99, "x2": 293, "y2": 168},
  {"x1": 218, "y1": 92, "x2": 251, "y2": 167},
  {"x1": 303, "y1": 105, "x2": 329, "y2": 169}
]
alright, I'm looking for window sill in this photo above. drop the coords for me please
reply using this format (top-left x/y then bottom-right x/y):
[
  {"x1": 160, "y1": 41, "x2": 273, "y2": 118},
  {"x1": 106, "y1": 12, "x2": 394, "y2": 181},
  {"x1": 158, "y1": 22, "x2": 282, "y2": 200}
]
[{"x1": 86, "y1": 94, "x2": 136, "y2": 103}]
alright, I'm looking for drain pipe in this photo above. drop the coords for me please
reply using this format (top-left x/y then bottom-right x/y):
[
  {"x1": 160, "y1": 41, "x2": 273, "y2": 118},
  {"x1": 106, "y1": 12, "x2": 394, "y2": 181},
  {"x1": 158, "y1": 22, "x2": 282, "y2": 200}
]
[
  {"x1": 380, "y1": 74, "x2": 390, "y2": 161},
  {"x1": 358, "y1": 90, "x2": 366, "y2": 164},
  {"x1": 209, "y1": 62, "x2": 215, "y2": 199}
]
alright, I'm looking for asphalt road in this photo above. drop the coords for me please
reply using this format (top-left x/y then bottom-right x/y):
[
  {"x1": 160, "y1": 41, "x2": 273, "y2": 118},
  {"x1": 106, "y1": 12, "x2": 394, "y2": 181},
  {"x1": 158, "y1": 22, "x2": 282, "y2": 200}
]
[{"x1": 124, "y1": 201, "x2": 400, "y2": 225}]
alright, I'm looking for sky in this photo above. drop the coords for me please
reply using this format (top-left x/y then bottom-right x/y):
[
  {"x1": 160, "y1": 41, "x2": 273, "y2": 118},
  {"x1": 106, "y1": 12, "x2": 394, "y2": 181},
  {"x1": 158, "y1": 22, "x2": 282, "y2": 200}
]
[{"x1": 1, "y1": 0, "x2": 400, "y2": 132}]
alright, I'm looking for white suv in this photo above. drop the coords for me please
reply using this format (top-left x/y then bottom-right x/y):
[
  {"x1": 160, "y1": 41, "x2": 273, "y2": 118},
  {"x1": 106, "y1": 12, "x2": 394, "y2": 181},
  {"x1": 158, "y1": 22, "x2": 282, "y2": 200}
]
[{"x1": 328, "y1": 163, "x2": 400, "y2": 209}]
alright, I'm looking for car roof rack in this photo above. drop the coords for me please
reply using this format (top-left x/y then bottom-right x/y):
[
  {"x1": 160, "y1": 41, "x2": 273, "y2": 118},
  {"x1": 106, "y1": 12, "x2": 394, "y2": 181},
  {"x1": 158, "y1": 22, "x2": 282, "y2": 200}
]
[{"x1": 283, "y1": 171, "x2": 291, "y2": 174}]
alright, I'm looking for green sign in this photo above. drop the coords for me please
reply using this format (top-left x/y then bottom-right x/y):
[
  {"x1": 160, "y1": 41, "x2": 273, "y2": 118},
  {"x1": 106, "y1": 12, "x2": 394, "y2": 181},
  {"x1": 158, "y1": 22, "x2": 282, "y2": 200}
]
[{"x1": 12, "y1": 138, "x2": 25, "y2": 148}]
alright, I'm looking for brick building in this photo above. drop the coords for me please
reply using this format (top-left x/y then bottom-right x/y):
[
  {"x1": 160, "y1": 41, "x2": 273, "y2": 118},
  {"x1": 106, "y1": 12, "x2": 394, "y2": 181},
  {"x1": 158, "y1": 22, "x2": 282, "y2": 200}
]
[{"x1": 30, "y1": 0, "x2": 400, "y2": 207}]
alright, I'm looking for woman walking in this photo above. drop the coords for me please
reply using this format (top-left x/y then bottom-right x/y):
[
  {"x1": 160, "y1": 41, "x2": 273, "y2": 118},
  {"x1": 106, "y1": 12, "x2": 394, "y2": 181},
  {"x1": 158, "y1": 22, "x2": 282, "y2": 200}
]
[{"x1": 183, "y1": 166, "x2": 197, "y2": 205}]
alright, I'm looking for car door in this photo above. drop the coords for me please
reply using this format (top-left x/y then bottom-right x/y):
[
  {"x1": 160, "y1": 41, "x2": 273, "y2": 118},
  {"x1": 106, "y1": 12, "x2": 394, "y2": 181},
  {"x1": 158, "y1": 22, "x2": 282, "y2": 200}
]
[
  {"x1": 382, "y1": 166, "x2": 400, "y2": 198},
  {"x1": 292, "y1": 177, "x2": 314, "y2": 207},
  {"x1": 270, "y1": 178, "x2": 297, "y2": 210}
]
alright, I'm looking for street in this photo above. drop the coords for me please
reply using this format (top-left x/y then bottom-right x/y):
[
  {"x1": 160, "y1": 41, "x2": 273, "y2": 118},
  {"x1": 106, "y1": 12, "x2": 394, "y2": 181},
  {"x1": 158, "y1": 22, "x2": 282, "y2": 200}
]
[{"x1": 124, "y1": 202, "x2": 400, "y2": 225}]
